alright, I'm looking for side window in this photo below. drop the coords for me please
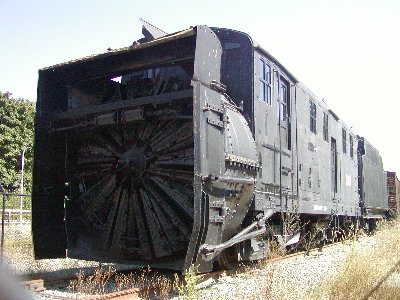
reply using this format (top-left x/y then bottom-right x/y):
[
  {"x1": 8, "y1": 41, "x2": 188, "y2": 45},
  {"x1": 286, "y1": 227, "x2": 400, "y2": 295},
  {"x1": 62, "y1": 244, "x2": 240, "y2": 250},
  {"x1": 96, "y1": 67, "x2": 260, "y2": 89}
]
[
  {"x1": 279, "y1": 79, "x2": 290, "y2": 121},
  {"x1": 342, "y1": 129, "x2": 347, "y2": 153},
  {"x1": 309, "y1": 100, "x2": 317, "y2": 134},
  {"x1": 323, "y1": 112, "x2": 329, "y2": 142},
  {"x1": 276, "y1": 76, "x2": 291, "y2": 150},
  {"x1": 259, "y1": 59, "x2": 272, "y2": 105},
  {"x1": 350, "y1": 135, "x2": 354, "y2": 158}
]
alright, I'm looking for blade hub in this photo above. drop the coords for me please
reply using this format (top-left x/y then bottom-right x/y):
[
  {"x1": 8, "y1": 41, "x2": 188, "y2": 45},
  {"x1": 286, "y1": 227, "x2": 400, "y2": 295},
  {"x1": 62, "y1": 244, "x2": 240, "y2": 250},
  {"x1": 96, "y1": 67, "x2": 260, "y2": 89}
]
[{"x1": 117, "y1": 146, "x2": 146, "y2": 179}]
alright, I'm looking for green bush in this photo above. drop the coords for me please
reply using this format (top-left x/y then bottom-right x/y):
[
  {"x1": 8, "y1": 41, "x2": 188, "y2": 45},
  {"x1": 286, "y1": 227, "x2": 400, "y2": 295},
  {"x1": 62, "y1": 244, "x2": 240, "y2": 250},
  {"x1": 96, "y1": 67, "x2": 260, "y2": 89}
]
[{"x1": 0, "y1": 91, "x2": 35, "y2": 194}]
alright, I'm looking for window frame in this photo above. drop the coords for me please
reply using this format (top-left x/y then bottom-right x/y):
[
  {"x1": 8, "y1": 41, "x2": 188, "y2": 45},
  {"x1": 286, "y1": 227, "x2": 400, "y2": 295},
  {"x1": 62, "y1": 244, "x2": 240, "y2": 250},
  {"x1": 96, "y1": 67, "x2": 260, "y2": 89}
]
[
  {"x1": 279, "y1": 79, "x2": 289, "y2": 121},
  {"x1": 342, "y1": 129, "x2": 347, "y2": 154},
  {"x1": 259, "y1": 59, "x2": 272, "y2": 105},
  {"x1": 323, "y1": 112, "x2": 329, "y2": 142},
  {"x1": 275, "y1": 74, "x2": 291, "y2": 150},
  {"x1": 350, "y1": 135, "x2": 354, "y2": 158},
  {"x1": 309, "y1": 100, "x2": 317, "y2": 134}
]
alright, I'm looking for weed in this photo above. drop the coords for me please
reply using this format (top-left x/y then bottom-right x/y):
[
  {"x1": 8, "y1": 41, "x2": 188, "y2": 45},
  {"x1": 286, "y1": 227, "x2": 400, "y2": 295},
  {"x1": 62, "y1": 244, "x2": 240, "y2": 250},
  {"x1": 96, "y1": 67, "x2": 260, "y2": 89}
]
[
  {"x1": 68, "y1": 265, "x2": 176, "y2": 298},
  {"x1": 174, "y1": 265, "x2": 198, "y2": 300},
  {"x1": 263, "y1": 264, "x2": 276, "y2": 299},
  {"x1": 313, "y1": 218, "x2": 400, "y2": 300},
  {"x1": 268, "y1": 237, "x2": 286, "y2": 259},
  {"x1": 115, "y1": 267, "x2": 174, "y2": 299},
  {"x1": 153, "y1": 274, "x2": 174, "y2": 300},
  {"x1": 282, "y1": 211, "x2": 301, "y2": 238},
  {"x1": 68, "y1": 266, "x2": 116, "y2": 295}
]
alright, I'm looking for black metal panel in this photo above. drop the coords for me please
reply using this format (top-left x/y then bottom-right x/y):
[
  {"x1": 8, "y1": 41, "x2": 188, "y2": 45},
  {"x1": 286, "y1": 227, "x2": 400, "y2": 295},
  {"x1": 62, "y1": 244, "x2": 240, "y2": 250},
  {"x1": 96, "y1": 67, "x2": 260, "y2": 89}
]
[
  {"x1": 358, "y1": 137, "x2": 388, "y2": 217},
  {"x1": 32, "y1": 92, "x2": 67, "y2": 258},
  {"x1": 192, "y1": 25, "x2": 222, "y2": 85},
  {"x1": 184, "y1": 26, "x2": 223, "y2": 273},
  {"x1": 139, "y1": 18, "x2": 168, "y2": 41},
  {"x1": 211, "y1": 28, "x2": 254, "y2": 130},
  {"x1": 40, "y1": 33, "x2": 196, "y2": 90},
  {"x1": 32, "y1": 70, "x2": 74, "y2": 259},
  {"x1": 189, "y1": 27, "x2": 258, "y2": 272}
]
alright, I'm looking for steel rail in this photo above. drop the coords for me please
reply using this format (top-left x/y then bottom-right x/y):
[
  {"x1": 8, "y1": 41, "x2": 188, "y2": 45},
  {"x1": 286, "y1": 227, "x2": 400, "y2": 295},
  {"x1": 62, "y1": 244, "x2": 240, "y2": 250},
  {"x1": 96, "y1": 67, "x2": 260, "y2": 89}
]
[{"x1": 25, "y1": 241, "x2": 342, "y2": 300}]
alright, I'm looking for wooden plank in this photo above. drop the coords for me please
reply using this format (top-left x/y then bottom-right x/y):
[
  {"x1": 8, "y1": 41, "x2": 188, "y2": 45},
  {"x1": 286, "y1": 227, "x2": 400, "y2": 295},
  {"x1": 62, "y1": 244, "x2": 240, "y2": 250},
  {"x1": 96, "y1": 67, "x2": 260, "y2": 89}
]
[{"x1": 19, "y1": 279, "x2": 45, "y2": 292}]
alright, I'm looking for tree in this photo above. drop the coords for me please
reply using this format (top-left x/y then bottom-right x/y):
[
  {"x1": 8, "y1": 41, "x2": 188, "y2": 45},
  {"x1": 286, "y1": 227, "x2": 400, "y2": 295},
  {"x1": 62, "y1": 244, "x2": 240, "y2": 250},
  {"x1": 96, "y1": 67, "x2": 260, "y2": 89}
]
[{"x1": 0, "y1": 92, "x2": 35, "y2": 193}]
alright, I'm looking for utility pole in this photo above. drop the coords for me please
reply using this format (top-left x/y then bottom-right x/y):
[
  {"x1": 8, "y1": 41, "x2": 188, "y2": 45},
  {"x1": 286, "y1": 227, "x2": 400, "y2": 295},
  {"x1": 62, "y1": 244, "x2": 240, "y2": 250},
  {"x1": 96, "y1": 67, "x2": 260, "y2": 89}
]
[
  {"x1": 19, "y1": 146, "x2": 26, "y2": 223},
  {"x1": 1, "y1": 183, "x2": 5, "y2": 259}
]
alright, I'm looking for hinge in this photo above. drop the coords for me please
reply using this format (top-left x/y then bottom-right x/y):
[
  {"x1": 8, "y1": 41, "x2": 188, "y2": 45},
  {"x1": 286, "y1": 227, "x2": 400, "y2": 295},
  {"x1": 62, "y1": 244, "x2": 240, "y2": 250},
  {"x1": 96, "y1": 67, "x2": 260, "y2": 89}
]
[
  {"x1": 203, "y1": 102, "x2": 224, "y2": 114},
  {"x1": 209, "y1": 215, "x2": 225, "y2": 223},
  {"x1": 210, "y1": 80, "x2": 227, "y2": 94},
  {"x1": 209, "y1": 200, "x2": 225, "y2": 208},
  {"x1": 207, "y1": 116, "x2": 224, "y2": 129}
]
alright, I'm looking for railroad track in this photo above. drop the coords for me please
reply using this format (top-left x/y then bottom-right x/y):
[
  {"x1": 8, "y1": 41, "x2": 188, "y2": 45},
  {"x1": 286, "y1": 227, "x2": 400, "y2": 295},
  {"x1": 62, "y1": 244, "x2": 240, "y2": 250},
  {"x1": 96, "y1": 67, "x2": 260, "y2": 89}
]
[
  {"x1": 23, "y1": 241, "x2": 342, "y2": 299},
  {"x1": 196, "y1": 241, "x2": 340, "y2": 285}
]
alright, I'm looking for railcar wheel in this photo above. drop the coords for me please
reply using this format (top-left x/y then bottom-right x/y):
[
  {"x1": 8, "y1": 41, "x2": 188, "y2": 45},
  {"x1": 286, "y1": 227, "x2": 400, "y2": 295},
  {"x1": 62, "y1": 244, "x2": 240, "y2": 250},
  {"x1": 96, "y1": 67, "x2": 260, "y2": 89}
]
[{"x1": 215, "y1": 246, "x2": 239, "y2": 270}]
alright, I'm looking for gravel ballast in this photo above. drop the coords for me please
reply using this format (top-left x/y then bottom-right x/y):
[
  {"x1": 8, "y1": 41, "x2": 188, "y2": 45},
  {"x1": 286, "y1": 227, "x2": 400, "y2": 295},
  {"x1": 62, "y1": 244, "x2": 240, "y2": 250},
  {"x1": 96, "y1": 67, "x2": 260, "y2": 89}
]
[
  {"x1": 196, "y1": 237, "x2": 378, "y2": 300},
  {"x1": 27, "y1": 234, "x2": 397, "y2": 299}
]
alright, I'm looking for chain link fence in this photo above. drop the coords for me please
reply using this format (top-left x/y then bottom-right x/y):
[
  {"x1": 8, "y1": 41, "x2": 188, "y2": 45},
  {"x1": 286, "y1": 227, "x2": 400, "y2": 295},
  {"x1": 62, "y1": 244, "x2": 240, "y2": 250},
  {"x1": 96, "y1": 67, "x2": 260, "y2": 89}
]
[
  {"x1": 0, "y1": 191, "x2": 38, "y2": 276},
  {"x1": 1, "y1": 191, "x2": 32, "y2": 257},
  {"x1": 0, "y1": 192, "x2": 31, "y2": 227},
  {"x1": 0, "y1": 190, "x2": 125, "y2": 280}
]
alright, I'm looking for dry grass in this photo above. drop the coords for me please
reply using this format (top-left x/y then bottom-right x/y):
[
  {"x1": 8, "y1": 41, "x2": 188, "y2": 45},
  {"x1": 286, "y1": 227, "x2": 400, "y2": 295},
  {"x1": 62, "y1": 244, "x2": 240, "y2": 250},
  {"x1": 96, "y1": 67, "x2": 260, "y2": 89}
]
[
  {"x1": 268, "y1": 237, "x2": 287, "y2": 259},
  {"x1": 68, "y1": 266, "x2": 116, "y2": 295},
  {"x1": 6, "y1": 219, "x2": 400, "y2": 299},
  {"x1": 196, "y1": 219, "x2": 400, "y2": 300},
  {"x1": 115, "y1": 267, "x2": 174, "y2": 299},
  {"x1": 314, "y1": 219, "x2": 400, "y2": 300},
  {"x1": 195, "y1": 262, "x2": 276, "y2": 300},
  {"x1": 68, "y1": 266, "x2": 175, "y2": 299}
]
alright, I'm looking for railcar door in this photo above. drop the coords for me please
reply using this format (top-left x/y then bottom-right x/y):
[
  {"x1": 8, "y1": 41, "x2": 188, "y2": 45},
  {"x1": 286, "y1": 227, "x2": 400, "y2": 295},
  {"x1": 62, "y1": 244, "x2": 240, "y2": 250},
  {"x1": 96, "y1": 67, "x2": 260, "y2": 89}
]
[
  {"x1": 254, "y1": 62, "x2": 296, "y2": 212},
  {"x1": 331, "y1": 137, "x2": 338, "y2": 199},
  {"x1": 254, "y1": 58, "x2": 275, "y2": 191},
  {"x1": 275, "y1": 74, "x2": 295, "y2": 210},
  {"x1": 277, "y1": 77, "x2": 290, "y2": 150}
]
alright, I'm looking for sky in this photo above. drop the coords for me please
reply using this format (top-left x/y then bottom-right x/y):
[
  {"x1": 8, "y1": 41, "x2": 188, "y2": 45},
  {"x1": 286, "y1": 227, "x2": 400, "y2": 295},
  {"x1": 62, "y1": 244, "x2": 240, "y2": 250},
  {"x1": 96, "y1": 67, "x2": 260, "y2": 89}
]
[{"x1": 1, "y1": 0, "x2": 399, "y2": 174}]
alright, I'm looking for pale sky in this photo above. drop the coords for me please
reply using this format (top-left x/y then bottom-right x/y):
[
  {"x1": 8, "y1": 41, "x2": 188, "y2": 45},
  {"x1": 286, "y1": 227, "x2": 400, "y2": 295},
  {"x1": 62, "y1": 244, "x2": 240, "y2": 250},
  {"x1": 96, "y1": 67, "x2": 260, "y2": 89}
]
[{"x1": 1, "y1": 0, "x2": 399, "y2": 174}]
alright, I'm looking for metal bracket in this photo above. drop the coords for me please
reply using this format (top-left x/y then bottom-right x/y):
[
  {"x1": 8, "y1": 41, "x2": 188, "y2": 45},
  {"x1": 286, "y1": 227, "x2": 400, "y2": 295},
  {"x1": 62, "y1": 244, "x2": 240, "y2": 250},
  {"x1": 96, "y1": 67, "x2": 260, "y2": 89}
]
[
  {"x1": 203, "y1": 174, "x2": 256, "y2": 185},
  {"x1": 206, "y1": 116, "x2": 224, "y2": 129},
  {"x1": 209, "y1": 215, "x2": 225, "y2": 223},
  {"x1": 200, "y1": 209, "x2": 274, "y2": 260},
  {"x1": 209, "y1": 200, "x2": 225, "y2": 208},
  {"x1": 210, "y1": 80, "x2": 227, "y2": 94},
  {"x1": 203, "y1": 102, "x2": 224, "y2": 114},
  {"x1": 225, "y1": 153, "x2": 260, "y2": 170}
]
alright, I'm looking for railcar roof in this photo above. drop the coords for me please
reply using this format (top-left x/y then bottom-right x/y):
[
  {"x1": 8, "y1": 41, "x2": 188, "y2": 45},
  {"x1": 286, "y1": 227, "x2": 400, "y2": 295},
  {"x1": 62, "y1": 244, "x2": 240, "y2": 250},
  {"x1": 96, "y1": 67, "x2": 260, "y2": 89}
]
[{"x1": 40, "y1": 28, "x2": 196, "y2": 71}]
